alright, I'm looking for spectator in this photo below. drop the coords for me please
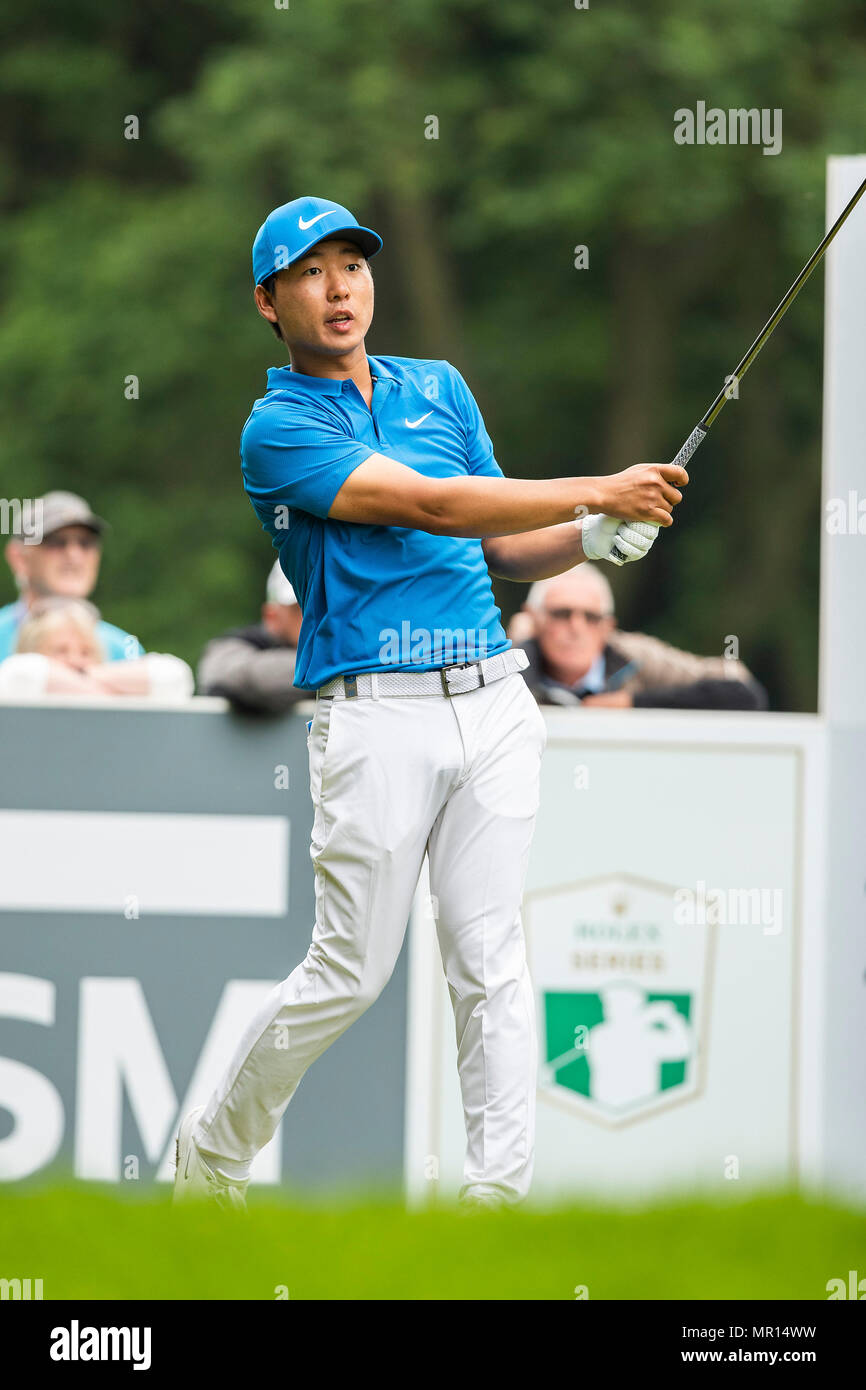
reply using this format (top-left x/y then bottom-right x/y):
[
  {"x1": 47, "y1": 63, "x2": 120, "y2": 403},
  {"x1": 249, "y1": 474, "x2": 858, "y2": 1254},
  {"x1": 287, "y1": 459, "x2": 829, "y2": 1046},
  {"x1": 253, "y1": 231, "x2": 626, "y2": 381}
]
[
  {"x1": 196, "y1": 561, "x2": 306, "y2": 713},
  {"x1": 512, "y1": 564, "x2": 768, "y2": 710},
  {"x1": 0, "y1": 597, "x2": 193, "y2": 701},
  {"x1": 0, "y1": 490, "x2": 144, "y2": 663}
]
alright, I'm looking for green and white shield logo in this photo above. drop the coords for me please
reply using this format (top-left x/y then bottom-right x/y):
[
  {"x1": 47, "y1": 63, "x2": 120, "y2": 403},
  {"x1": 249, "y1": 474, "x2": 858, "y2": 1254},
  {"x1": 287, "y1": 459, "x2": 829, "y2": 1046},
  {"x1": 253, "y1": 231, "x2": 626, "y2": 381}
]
[{"x1": 525, "y1": 873, "x2": 714, "y2": 1124}]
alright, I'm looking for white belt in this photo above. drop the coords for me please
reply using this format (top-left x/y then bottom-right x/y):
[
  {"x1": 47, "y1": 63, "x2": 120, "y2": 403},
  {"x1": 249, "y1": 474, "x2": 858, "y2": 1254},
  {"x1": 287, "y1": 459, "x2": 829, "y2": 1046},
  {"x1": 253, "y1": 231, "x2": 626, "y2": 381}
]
[{"x1": 317, "y1": 648, "x2": 529, "y2": 700}]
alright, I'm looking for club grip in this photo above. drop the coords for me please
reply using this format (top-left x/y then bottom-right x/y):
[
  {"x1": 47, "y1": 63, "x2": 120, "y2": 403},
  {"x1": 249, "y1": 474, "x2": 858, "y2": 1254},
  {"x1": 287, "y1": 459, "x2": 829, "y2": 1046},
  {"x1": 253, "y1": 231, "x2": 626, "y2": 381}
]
[
  {"x1": 670, "y1": 424, "x2": 707, "y2": 470},
  {"x1": 608, "y1": 425, "x2": 707, "y2": 565}
]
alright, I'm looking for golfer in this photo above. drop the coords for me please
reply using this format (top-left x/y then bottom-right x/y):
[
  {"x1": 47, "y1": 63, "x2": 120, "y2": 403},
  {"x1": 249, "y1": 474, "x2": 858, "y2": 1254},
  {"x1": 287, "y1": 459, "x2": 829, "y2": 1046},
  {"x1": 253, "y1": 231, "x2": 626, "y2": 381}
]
[{"x1": 173, "y1": 196, "x2": 686, "y2": 1210}]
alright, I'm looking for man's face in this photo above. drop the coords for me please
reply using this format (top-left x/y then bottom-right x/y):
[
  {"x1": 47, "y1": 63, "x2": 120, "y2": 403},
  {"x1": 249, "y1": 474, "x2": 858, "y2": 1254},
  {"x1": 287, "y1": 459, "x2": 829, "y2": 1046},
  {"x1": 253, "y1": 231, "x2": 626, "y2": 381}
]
[
  {"x1": 262, "y1": 601, "x2": 303, "y2": 647},
  {"x1": 254, "y1": 238, "x2": 374, "y2": 359},
  {"x1": 12, "y1": 525, "x2": 102, "y2": 600},
  {"x1": 533, "y1": 574, "x2": 615, "y2": 678}
]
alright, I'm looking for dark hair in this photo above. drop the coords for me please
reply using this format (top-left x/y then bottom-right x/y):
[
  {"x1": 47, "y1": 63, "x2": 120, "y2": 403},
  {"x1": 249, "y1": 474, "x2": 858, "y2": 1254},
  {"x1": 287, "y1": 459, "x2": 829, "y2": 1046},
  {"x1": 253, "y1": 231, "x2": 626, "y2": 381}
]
[{"x1": 260, "y1": 274, "x2": 283, "y2": 341}]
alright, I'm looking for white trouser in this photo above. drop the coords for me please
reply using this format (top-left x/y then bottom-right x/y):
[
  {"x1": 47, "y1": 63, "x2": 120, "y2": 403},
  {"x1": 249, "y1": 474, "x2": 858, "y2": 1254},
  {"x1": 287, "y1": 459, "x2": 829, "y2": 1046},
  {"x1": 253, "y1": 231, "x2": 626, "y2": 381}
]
[{"x1": 195, "y1": 669, "x2": 547, "y2": 1203}]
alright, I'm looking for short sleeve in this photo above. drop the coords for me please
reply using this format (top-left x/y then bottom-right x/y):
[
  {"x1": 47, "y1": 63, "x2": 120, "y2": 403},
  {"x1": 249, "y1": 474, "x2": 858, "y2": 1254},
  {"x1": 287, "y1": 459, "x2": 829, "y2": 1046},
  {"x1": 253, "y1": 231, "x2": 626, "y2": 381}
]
[
  {"x1": 242, "y1": 404, "x2": 377, "y2": 521},
  {"x1": 447, "y1": 364, "x2": 504, "y2": 479},
  {"x1": 101, "y1": 625, "x2": 145, "y2": 662}
]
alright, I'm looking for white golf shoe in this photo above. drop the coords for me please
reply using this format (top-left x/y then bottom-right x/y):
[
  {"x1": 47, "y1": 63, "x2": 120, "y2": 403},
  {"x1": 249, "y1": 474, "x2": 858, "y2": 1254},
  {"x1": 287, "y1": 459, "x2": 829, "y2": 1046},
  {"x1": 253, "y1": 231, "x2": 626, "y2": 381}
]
[
  {"x1": 457, "y1": 1190, "x2": 509, "y2": 1214},
  {"x1": 172, "y1": 1106, "x2": 248, "y2": 1212}
]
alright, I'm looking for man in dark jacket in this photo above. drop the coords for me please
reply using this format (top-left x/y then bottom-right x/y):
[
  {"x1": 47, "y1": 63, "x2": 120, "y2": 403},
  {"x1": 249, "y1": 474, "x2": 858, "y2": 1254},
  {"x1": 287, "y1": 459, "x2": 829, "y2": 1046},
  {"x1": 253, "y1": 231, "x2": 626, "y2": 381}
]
[
  {"x1": 197, "y1": 562, "x2": 306, "y2": 713},
  {"x1": 512, "y1": 563, "x2": 767, "y2": 710}
]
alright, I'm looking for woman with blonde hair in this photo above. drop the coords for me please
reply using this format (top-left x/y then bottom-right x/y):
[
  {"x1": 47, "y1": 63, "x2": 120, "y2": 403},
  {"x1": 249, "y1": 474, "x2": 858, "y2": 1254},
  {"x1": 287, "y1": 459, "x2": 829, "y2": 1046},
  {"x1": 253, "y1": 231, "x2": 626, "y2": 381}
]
[{"x1": 0, "y1": 597, "x2": 194, "y2": 701}]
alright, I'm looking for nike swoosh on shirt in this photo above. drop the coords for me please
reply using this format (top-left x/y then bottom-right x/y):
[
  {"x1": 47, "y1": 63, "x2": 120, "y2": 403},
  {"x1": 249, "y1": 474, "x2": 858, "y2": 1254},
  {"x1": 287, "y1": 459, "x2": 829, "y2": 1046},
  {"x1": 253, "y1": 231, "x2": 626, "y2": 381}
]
[
  {"x1": 405, "y1": 412, "x2": 433, "y2": 429},
  {"x1": 298, "y1": 211, "x2": 335, "y2": 231}
]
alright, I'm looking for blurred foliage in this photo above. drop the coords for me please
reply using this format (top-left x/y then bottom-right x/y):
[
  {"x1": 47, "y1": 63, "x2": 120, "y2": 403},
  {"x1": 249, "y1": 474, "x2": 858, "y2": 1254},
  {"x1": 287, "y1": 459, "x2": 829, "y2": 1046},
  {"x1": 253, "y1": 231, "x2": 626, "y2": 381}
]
[{"x1": 1, "y1": 0, "x2": 864, "y2": 706}]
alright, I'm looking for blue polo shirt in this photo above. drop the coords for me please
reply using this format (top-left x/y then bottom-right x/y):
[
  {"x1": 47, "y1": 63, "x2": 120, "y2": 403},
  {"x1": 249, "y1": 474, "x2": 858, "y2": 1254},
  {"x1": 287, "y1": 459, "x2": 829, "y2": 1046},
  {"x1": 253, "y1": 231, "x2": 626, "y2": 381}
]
[{"x1": 241, "y1": 355, "x2": 511, "y2": 690}]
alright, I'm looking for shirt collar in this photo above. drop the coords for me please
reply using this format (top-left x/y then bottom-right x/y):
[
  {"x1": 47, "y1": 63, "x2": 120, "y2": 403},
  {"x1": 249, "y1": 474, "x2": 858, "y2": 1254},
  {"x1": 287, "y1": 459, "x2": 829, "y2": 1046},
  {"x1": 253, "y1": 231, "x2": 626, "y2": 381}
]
[
  {"x1": 266, "y1": 355, "x2": 396, "y2": 396},
  {"x1": 575, "y1": 652, "x2": 607, "y2": 694},
  {"x1": 541, "y1": 650, "x2": 607, "y2": 699}
]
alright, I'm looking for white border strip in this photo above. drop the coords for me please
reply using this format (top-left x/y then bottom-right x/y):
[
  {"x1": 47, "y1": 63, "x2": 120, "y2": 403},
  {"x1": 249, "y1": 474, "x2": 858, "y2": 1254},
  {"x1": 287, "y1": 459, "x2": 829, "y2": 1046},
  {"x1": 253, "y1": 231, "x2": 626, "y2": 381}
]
[{"x1": 0, "y1": 809, "x2": 289, "y2": 917}]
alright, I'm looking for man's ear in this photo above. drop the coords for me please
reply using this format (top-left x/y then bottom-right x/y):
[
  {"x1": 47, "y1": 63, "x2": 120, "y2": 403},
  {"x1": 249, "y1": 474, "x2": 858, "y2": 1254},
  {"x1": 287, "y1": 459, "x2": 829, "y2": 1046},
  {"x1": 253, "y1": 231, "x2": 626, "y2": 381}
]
[
  {"x1": 507, "y1": 608, "x2": 537, "y2": 644},
  {"x1": 5, "y1": 539, "x2": 26, "y2": 582},
  {"x1": 253, "y1": 284, "x2": 279, "y2": 328}
]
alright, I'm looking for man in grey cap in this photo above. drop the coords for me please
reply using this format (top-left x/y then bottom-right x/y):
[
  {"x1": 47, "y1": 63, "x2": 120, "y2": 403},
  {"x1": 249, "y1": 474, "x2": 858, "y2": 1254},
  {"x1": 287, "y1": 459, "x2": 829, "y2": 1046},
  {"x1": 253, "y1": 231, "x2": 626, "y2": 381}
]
[
  {"x1": 0, "y1": 490, "x2": 144, "y2": 663},
  {"x1": 196, "y1": 560, "x2": 306, "y2": 713}
]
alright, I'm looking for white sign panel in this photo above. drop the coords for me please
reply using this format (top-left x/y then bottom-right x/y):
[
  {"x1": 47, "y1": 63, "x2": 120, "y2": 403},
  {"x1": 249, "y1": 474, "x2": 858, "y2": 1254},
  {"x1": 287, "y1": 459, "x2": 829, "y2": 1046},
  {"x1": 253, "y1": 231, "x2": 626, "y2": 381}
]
[
  {"x1": 406, "y1": 712, "x2": 824, "y2": 1204},
  {"x1": 0, "y1": 810, "x2": 289, "y2": 917}
]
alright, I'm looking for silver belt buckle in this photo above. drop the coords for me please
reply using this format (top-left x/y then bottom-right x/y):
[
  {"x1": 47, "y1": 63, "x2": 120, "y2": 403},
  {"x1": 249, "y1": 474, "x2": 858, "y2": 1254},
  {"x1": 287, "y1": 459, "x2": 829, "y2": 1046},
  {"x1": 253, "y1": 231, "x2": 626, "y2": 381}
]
[
  {"x1": 343, "y1": 673, "x2": 359, "y2": 699},
  {"x1": 440, "y1": 661, "x2": 480, "y2": 696}
]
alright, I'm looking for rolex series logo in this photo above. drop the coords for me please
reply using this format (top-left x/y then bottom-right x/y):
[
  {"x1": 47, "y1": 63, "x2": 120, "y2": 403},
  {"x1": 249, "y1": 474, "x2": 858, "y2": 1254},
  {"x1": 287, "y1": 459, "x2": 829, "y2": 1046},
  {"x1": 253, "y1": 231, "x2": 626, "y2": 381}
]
[{"x1": 525, "y1": 873, "x2": 713, "y2": 1124}]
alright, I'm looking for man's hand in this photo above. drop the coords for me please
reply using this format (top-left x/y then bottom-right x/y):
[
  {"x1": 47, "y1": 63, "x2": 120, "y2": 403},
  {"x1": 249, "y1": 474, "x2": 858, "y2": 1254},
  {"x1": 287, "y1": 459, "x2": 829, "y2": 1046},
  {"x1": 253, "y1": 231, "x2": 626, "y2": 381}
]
[
  {"x1": 593, "y1": 463, "x2": 688, "y2": 527},
  {"x1": 581, "y1": 515, "x2": 659, "y2": 564},
  {"x1": 580, "y1": 689, "x2": 633, "y2": 708}
]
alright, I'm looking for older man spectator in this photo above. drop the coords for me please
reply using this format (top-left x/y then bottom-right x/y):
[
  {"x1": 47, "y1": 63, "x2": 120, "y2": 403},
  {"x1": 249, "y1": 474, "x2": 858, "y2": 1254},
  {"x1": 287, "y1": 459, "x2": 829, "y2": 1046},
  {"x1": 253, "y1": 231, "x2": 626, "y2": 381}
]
[
  {"x1": 196, "y1": 561, "x2": 306, "y2": 714},
  {"x1": 512, "y1": 563, "x2": 768, "y2": 710},
  {"x1": 0, "y1": 597, "x2": 193, "y2": 701},
  {"x1": 0, "y1": 491, "x2": 143, "y2": 662}
]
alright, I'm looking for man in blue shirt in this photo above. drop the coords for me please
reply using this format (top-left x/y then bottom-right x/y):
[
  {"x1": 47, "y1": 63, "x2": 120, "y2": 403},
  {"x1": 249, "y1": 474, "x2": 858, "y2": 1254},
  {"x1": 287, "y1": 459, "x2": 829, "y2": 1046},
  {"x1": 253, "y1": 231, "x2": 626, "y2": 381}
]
[
  {"x1": 175, "y1": 196, "x2": 687, "y2": 1211},
  {"x1": 0, "y1": 491, "x2": 143, "y2": 662}
]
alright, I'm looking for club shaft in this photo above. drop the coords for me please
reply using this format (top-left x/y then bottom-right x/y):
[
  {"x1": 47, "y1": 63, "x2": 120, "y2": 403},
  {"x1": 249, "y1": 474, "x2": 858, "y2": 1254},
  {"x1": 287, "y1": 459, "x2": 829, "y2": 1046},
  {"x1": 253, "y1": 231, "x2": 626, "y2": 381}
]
[
  {"x1": 700, "y1": 174, "x2": 866, "y2": 432},
  {"x1": 608, "y1": 176, "x2": 866, "y2": 567}
]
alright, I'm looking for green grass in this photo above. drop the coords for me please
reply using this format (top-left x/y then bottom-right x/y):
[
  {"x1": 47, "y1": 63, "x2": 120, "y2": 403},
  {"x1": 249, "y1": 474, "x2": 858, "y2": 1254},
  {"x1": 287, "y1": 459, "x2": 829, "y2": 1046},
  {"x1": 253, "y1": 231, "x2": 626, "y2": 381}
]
[{"x1": 1, "y1": 1184, "x2": 864, "y2": 1300}]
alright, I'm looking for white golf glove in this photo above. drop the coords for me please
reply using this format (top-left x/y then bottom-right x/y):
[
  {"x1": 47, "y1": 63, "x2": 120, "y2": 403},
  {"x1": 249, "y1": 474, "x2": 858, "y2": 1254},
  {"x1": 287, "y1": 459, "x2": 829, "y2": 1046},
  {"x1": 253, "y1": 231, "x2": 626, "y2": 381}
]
[{"x1": 580, "y1": 514, "x2": 659, "y2": 565}]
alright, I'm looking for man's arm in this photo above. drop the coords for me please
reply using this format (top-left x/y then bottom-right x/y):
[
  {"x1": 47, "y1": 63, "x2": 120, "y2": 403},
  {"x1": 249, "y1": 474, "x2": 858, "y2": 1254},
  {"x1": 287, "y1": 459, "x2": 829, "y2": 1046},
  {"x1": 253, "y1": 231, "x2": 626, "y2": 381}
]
[
  {"x1": 632, "y1": 678, "x2": 768, "y2": 711},
  {"x1": 197, "y1": 637, "x2": 306, "y2": 714},
  {"x1": 481, "y1": 521, "x2": 588, "y2": 580},
  {"x1": 327, "y1": 452, "x2": 687, "y2": 537},
  {"x1": 481, "y1": 518, "x2": 666, "y2": 580},
  {"x1": 584, "y1": 678, "x2": 769, "y2": 711}
]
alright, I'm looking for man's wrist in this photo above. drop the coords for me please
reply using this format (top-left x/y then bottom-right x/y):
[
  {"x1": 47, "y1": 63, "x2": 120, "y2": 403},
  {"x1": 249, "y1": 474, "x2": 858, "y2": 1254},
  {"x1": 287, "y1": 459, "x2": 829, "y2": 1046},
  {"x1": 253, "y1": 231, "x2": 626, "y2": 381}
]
[
  {"x1": 572, "y1": 513, "x2": 592, "y2": 563},
  {"x1": 573, "y1": 477, "x2": 603, "y2": 514}
]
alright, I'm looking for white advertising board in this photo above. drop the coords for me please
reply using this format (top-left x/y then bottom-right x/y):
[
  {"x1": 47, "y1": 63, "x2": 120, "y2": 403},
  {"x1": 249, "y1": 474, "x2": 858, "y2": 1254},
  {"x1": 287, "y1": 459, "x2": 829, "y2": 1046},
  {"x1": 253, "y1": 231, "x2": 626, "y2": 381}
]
[{"x1": 405, "y1": 711, "x2": 826, "y2": 1204}]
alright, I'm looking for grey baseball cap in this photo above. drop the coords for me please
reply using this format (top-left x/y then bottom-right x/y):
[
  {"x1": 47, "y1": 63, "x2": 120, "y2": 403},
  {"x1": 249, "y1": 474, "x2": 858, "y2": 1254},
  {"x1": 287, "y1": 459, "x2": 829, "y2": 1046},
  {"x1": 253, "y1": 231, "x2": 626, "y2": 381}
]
[{"x1": 35, "y1": 491, "x2": 108, "y2": 540}]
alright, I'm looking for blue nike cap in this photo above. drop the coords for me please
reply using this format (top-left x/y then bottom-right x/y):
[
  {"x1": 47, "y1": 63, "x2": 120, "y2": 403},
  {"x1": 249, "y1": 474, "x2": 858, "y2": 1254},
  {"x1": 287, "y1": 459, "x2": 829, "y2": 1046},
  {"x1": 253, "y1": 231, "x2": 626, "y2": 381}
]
[{"x1": 252, "y1": 196, "x2": 383, "y2": 285}]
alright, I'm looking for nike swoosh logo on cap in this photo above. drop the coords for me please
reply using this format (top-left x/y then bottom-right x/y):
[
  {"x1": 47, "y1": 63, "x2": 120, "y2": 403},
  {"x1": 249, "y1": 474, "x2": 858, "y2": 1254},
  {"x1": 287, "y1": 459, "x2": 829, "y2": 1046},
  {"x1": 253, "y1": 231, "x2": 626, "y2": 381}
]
[
  {"x1": 405, "y1": 412, "x2": 433, "y2": 429},
  {"x1": 298, "y1": 211, "x2": 336, "y2": 231}
]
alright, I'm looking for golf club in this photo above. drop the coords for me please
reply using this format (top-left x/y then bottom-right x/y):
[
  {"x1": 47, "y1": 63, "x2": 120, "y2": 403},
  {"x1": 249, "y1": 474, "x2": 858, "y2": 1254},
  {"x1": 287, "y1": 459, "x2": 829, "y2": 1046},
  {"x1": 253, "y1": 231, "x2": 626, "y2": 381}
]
[{"x1": 609, "y1": 174, "x2": 866, "y2": 564}]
